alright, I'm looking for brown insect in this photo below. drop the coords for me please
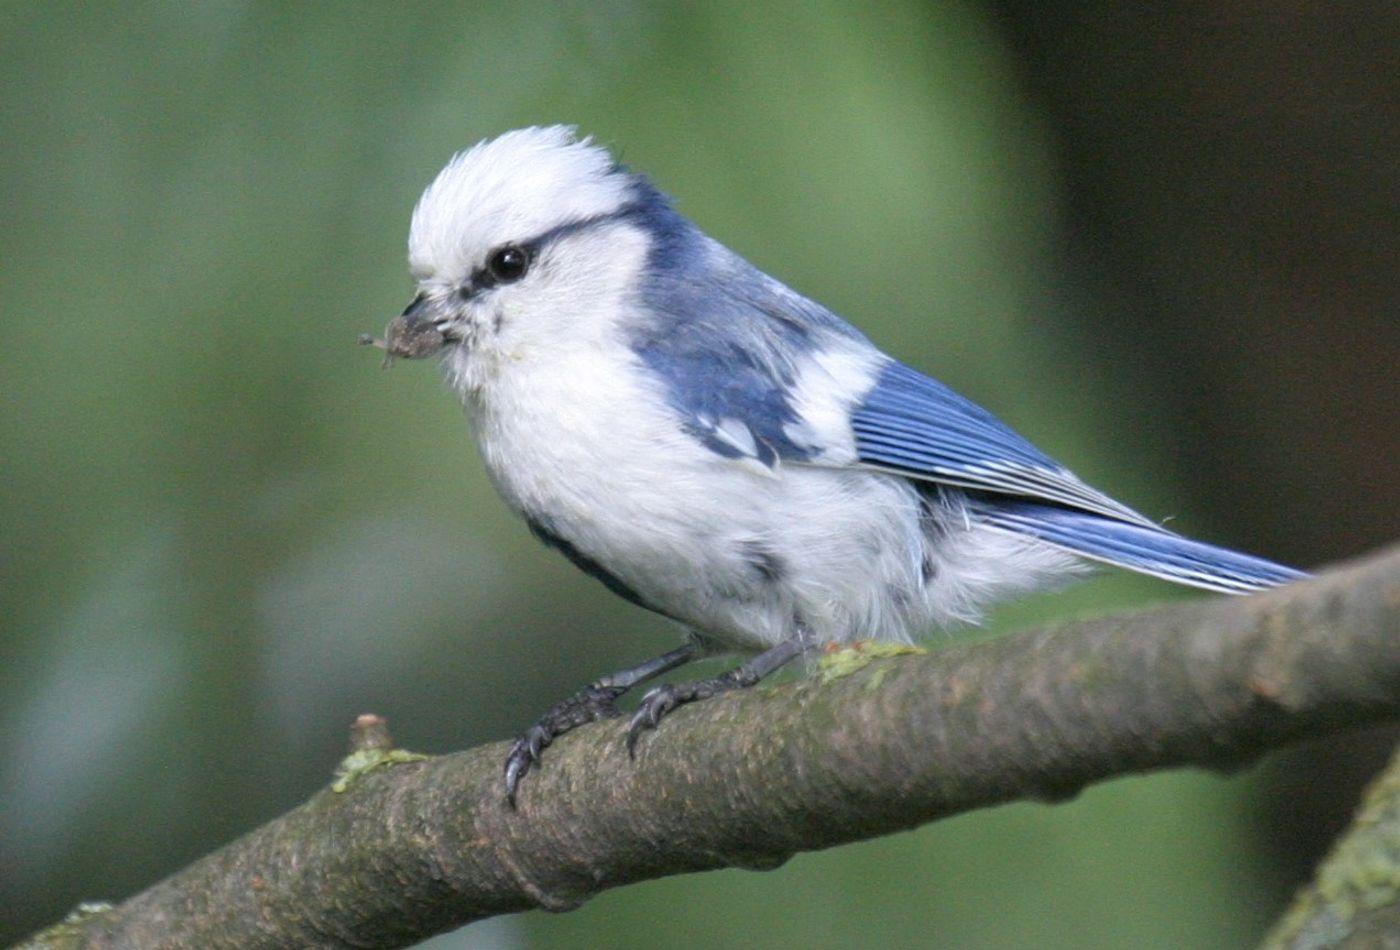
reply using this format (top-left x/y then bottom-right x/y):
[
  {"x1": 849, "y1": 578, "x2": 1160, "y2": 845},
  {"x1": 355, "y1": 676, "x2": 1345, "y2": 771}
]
[{"x1": 357, "y1": 314, "x2": 445, "y2": 368}]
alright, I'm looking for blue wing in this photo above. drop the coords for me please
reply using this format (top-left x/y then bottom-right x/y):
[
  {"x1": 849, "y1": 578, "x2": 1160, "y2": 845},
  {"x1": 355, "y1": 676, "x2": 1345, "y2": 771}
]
[
  {"x1": 628, "y1": 226, "x2": 859, "y2": 470},
  {"x1": 632, "y1": 341, "x2": 817, "y2": 468},
  {"x1": 623, "y1": 202, "x2": 1301, "y2": 594},
  {"x1": 852, "y1": 361, "x2": 1156, "y2": 526},
  {"x1": 851, "y1": 361, "x2": 1305, "y2": 593}
]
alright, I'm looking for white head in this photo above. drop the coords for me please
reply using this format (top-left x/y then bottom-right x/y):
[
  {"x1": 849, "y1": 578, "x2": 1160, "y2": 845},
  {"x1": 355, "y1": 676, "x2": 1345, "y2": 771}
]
[
  {"x1": 395, "y1": 127, "x2": 670, "y2": 395},
  {"x1": 408, "y1": 126, "x2": 634, "y2": 283}
]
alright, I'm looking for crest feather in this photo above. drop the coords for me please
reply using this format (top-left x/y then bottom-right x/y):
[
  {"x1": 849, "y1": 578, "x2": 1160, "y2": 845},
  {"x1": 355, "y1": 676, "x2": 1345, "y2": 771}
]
[{"x1": 408, "y1": 126, "x2": 634, "y2": 282}]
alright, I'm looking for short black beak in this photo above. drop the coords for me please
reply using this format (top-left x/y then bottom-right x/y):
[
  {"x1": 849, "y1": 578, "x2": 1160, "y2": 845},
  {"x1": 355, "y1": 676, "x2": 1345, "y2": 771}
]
[{"x1": 399, "y1": 292, "x2": 431, "y2": 322}]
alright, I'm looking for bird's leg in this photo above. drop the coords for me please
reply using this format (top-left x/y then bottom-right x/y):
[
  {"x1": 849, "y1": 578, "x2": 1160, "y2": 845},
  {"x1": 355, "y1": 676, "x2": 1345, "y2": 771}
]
[
  {"x1": 504, "y1": 641, "x2": 702, "y2": 806},
  {"x1": 626, "y1": 632, "x2": 814, "y2": 757}
]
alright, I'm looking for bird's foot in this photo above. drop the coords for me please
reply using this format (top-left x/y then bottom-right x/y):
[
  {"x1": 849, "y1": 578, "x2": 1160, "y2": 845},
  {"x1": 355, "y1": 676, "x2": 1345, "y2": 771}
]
[
  {"x1": 502, "y1": 639, "x2": 801, "y2": 805},
  {"x1": 504, "y1": 684, "x2": 626, "y2": 807},
  {"x1": 625, "y1": 669, "x2": 749, "y2": 757}
]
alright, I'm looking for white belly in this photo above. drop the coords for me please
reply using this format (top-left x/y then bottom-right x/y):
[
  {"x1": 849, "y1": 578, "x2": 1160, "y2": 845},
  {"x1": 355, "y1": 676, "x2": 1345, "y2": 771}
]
[
  {"x1": 461, "y1": 343, "x2": 928, "y2": 649},
  {"x1": 459, "y1": 340, "x2": 1080, "y2": 651}
]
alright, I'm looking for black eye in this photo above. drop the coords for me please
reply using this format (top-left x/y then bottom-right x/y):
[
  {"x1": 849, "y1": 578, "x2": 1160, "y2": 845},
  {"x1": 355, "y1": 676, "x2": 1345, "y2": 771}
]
[{"x1": 487, "y1": 244, "x2": 530, "y2": 283}]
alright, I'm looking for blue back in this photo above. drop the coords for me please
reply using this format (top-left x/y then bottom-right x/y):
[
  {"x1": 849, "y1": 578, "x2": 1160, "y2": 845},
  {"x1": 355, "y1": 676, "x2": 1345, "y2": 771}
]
[{"x1": 620, "y1": 182, "x2": 1303, "y2": 594}]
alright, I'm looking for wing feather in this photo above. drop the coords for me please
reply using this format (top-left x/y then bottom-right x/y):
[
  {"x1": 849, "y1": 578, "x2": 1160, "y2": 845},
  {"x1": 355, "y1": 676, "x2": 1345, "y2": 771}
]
[
  {"x1": 851, "y1": 361, "x2": 1158, "y2": 526},
  {"x1": 976, "y1": 502, "x2": 1306, "y2": 592}
]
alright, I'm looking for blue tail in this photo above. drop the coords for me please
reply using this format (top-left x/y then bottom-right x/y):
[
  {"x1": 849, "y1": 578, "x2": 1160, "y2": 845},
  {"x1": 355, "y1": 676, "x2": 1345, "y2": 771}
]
[{"x1": 976, "y1": 501, "x2": 1307, "y2": 594}]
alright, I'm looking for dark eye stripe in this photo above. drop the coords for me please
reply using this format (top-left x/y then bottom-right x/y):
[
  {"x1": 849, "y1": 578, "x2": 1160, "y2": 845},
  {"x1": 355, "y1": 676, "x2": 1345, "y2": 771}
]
[{"x1": 456, "y1": 202, "x2": 646, "y2": 301}]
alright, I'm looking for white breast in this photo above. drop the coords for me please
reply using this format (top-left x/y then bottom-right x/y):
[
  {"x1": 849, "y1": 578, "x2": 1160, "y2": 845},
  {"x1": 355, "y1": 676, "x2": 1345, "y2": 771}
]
[
  {"x1": 440, "y1": 232, "x2": 1080, "y2": 651},
  {"x1": 451, "y1": 316, "x2": 920, "y2": 649}
]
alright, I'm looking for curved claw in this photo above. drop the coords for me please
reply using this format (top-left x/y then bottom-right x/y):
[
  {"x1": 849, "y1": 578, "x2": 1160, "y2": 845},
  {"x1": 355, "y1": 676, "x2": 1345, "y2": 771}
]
[
  {"x1": 503, "y1": 743, "x2": 533, "y2": 809},
  {"x1": 504, "y1": 724, "x2": 553, "y2": 808},
  {"x1": 625, "y1": 684, "x2": 682, "y2": 758},
  {"x1": 502, "y1": 684, "x2": 627, "y2": 807}
]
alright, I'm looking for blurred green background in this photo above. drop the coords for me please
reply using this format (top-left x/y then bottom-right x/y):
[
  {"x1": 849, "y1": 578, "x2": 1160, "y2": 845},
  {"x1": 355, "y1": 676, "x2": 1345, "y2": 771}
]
[{"x1": 3, "y1": 3, "x2": 1396, "y2": 947}]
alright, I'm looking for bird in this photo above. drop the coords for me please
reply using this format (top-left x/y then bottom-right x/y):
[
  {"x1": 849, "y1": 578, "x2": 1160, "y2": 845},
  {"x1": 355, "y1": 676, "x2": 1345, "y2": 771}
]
[{"x1": 363, "y1": 125, "x2": 1306, "y2": 805}]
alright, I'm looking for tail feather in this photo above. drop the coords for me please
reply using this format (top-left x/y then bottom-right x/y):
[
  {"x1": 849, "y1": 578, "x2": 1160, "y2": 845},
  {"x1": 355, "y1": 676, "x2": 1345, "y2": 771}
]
[{"x1": 976, "y1": 501, "x2": 1306, "y2": 594}]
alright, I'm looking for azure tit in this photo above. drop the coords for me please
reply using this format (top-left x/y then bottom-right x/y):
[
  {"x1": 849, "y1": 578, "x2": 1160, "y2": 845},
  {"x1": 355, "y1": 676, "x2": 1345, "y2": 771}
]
[{"x1": 368, "y1": 126, "x2": 1304, "y2": 805}]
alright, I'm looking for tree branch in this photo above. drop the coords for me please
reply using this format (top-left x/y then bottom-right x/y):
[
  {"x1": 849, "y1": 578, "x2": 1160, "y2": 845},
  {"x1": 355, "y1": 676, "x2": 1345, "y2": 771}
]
[
  {"x1": 20, "y1": 544, "x2": 1400, "y2": 950},
  {"x1": 1263, "y1": 740, "x2": 1400, "y2": 948}
]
